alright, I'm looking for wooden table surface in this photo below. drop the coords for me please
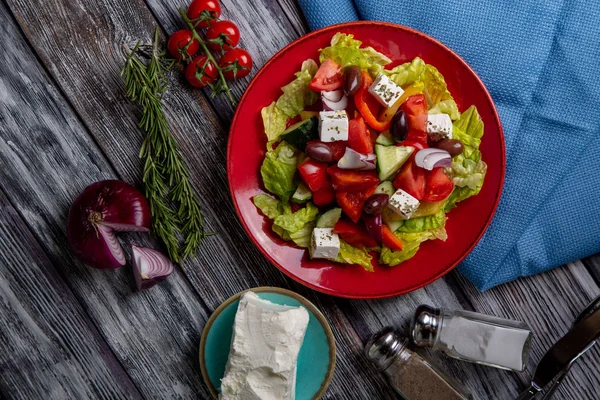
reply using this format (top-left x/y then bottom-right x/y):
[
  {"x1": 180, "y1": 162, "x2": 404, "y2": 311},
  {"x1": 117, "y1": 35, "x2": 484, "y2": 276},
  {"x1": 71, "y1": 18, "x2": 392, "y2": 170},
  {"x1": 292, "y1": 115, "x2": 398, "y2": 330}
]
[{"x1": 0, "y1": 0, "x2": 598, "y2": 399}]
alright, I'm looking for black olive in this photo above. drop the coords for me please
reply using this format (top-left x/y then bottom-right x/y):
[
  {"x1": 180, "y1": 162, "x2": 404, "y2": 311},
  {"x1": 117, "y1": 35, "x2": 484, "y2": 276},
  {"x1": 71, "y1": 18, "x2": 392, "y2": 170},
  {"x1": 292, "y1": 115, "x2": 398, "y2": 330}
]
[
  {"x1": 305, "y1": 141, "x2": 334, "y2": 163},
  {"x1": 434, "y1": 139, "x2": 464, "y2": 157},
  {"x1": 364, "y1": 194, "x2": 389, "y2": 215},
  {"x1": 390, "y1": 110, "x2": 408, "y2": 143},
  {"x1": 343, "y1": 66, "x2": 362, "y2": 96}
]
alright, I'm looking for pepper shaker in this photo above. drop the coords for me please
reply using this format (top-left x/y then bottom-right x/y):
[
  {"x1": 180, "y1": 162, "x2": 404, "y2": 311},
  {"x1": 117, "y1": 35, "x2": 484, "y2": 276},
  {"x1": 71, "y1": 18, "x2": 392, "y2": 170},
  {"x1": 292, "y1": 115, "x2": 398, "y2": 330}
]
[
  {"x1": 365, "y1": 327, "x2": 472, "y2": 400},
  {"x1": 411, "y1": 305, "x2": 533, "y2": 371}
]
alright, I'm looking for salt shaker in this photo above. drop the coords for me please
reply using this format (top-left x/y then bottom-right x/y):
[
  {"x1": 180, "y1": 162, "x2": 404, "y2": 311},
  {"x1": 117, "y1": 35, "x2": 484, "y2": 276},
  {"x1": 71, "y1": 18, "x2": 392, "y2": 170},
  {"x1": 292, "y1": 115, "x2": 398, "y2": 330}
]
[
  {"x1": 411, "y1": 305, "x2": 533, "y2": 371},
  {"x1": 365, "y1": 327, "x2": 473, "y2": 400}
]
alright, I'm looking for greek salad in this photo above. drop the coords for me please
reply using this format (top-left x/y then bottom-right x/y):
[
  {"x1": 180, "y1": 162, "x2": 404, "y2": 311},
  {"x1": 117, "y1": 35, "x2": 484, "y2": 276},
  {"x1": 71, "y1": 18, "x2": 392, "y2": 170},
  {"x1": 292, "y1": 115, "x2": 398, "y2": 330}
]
[{"x1": 253, "y1": 33, "x2": 487, "y2": 271}]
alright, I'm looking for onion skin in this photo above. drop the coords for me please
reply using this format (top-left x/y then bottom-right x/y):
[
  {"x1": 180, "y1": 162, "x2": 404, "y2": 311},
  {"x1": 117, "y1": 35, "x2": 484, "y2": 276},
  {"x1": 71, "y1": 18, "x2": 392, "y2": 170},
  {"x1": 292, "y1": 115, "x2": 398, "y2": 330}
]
[
  {"x1": 67, "y1": 180, "x2": 151, "y2": 269},
  {"x1": 132, "y1": 244, "x2": 174, "y2": 290}
]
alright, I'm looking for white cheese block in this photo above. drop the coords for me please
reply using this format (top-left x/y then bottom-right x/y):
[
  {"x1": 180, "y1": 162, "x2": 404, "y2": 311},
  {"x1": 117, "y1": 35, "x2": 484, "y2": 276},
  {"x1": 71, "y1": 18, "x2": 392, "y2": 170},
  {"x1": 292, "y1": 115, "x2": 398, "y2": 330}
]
[
  {"x1": 319, "y1": 110, "x2": 349, "y2": 142},
  {"x1": 388, "y1": 189, "x2": 420, "y2": 219},
  {"x1": 368, "y1": 74, "x2": 404, "y2": 108},
  {"x1": 309, "y1": 227, "x2": 340, "y2": 259},
  {"x1": 220, "y1": 291, "x2": 310, "y2": 400},
  {"x1": 426, "y1": 113, "x2": 453, "y2": 142}
]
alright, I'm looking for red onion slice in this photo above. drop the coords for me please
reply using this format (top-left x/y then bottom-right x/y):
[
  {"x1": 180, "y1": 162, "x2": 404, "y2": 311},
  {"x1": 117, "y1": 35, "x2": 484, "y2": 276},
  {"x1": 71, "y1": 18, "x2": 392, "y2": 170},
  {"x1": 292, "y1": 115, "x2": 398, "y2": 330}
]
[
  {"x1": 338, "y1": 147, "x2": 377, "y2": 170},
  {"x1": 322, "y1": 92, "x2": 349, "y2": 111},
  {"x1": 132, "y1": 244, "x2": 174, "y2": 290},
  {"x1": 321, "y1": 89, "x2": 344, "y2": 102},
  {"x1": 415, "y1": 148, "x2": 451, "y2": 170}
]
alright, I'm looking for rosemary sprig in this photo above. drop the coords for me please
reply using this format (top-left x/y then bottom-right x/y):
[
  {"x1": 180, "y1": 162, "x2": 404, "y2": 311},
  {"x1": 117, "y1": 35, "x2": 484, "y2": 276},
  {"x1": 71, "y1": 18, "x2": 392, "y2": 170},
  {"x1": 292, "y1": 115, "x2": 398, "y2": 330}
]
[{"x1": 121, "y1": 29, "x2": 209, "y2": 262}]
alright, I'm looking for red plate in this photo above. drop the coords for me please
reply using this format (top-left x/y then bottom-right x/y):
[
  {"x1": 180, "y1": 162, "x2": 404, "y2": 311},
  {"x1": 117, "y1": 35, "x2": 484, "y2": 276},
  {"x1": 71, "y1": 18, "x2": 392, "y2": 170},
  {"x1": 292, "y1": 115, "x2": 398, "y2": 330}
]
[{"x1": 227, "y1": 22, "x2": 505, "y2": 299}]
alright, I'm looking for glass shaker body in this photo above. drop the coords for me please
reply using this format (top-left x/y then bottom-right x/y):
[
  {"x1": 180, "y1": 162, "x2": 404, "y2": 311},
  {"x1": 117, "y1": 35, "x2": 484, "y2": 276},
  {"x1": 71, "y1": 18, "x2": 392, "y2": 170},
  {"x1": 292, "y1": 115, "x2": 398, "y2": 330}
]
[
  {"x1": 366, "y1": 327, "x2": 472, "y2": 400},
  {"x1": 411, "y1": 305, "x2": 533, "y2": 371}
]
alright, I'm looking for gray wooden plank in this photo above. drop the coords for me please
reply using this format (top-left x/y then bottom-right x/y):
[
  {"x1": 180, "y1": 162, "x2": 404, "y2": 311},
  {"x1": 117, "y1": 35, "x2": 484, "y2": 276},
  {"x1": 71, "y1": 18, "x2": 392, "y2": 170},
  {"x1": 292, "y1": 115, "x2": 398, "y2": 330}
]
[
  {"x1": 0, "y1": 188, "x2": 142, "y2": 400},
  {"x1": 0, "y1": 3, "x2": 212, "y2": 398},
  {"x1": 3, "y1": 0, "x2": 398, "y2": 397},
  {"x1": 583, "y1": 254, "x2": 600, "y2": 286}
]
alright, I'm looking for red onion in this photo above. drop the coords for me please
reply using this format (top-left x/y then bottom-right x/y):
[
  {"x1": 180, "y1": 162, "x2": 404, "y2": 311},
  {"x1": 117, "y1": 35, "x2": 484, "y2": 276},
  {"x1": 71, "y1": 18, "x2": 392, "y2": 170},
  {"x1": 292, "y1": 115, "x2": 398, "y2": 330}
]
[
  {"x1": 338, "y1": 147, "x2": 377, "y2": 170},
  {"x1": 131, "y1": 244, "x2": 174, "y2": 290},
  {"x1": 414, "y1": 148, "x2": 452, "y2": 170},
  {"x1": 67, "y1": 180, "x2": 151, "y2": 269},
  {"x1": 362, "y1": 213, "x2": 383, "y2": 243},
  {"x1": 322, "y1": 90, "x2": 348, "y2": 111}
]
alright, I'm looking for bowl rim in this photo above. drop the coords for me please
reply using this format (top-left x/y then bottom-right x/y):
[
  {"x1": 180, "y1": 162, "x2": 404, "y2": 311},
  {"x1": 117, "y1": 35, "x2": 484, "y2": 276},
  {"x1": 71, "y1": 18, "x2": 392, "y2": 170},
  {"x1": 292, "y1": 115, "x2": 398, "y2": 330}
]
[
  {"x1": 199, "y1": 286, "x2": 337, "y2": 399},
  {"x1": 227, "y1": 21, "x2": 506, "y2": 299}
]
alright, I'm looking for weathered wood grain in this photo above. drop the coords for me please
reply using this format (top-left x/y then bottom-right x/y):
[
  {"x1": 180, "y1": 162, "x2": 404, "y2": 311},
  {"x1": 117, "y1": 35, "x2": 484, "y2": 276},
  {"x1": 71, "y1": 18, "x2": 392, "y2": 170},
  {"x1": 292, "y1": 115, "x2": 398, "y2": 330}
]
[
  {"x1": 584, "y1": 254, "x2": 600, "y2": 285},
  {"x1": 0, "y1": 189, "x2": 142, "y2": 400},
  {"x1": 0, "y1": 4, "x2": 212, "y2": 398}
]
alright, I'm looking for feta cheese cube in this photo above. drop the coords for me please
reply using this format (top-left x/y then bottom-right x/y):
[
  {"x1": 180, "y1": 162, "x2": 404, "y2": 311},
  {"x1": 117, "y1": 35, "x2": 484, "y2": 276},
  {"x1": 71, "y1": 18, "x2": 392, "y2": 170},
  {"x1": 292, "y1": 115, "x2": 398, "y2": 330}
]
[
  {"x1": 368, "y1": 74, "x2": 404, "y2": 108},
  {"x1": 319, "y1": 110, "x2": 349, "y2": 142},
  {"x1": 310, "y1": 228, "x2": 340, "y2": 259},
  {"x1": 388, "y1": 189, "x2": 420, "y2": 219},
  {"x1": 426, "y1": 113, "x2": 453, "y2": 142}
]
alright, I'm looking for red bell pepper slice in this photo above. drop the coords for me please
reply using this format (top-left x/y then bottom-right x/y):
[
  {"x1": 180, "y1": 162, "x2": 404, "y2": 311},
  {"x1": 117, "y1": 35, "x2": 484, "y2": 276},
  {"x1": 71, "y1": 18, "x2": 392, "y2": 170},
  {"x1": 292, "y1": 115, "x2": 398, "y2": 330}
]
[
  {"x1": 313, "y1": 186, "x2": 335, "y2": 206},
  {"x1": 382, "y1": 225, "x2": 403, "y2": 251},
  {"x1": 335, "y1": 185, "x2": 377, "y2": 223},
  {"x1": 354, "y1": 71, "x2": 394, "y2": 132},
  {"x1": 328, "y1": 165, "x2": 380, "y2": 192},
  {"x1": 334, "y1": 219, "x2": 378, "y2": 248},
  {"x1": 298, "y1": 160, "x2": 330, "y2": 192}
]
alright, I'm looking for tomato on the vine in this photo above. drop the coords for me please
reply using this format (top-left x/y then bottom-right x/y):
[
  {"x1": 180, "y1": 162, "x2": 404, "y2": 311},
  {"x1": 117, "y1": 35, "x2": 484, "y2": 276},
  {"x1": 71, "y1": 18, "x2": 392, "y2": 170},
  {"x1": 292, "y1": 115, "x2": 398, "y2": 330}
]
[
  {"x1": 206, "y1": 20, "x2": 240, "y2": 51},
  {"x1": 167, "y1": 30, "x2": 199, "y2": 60},
  {"x1": 219, "y1": 48, "x2": 253, "y2": 80},
  {"x1": 187, "y1": 0, "x2": 221, "y2": 28},
  {"x1": 185, "y1": 55, "x2": 218, "y2": 88}
]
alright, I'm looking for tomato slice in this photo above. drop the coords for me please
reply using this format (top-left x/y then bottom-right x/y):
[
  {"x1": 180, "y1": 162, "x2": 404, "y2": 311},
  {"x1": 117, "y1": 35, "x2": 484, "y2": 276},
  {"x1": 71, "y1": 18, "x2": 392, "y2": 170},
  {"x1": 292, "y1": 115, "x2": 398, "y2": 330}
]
[
  {"x1": 328, "y1": 141, "x2": 349, "y2": 161},
  {"x1": 335, "y1": 185, "x2": 377, "y2": 223},
  {"x1": 298, "y1": 160, "x2": 330, "y2": 192},
  {"x1": 393, "y1": 157, "x2": 426, "y2": 200},
  {"x1": 334, "y1": 219, "x2": 377, "y2": 248},
  {"x1": 348, "y1": 117, "x2": 374, "y2": 154},
  {"x1": 313, "y1": 186, "x2": 335, "y2": 206},
  {"x1": 399, "y1": 94, "x2": 428, "y2": 147},
  {"x1": 308, "y1": 59, "x2": 343, "y2": 92},
  {"x1": 423, "y1": 168, "x2": 454, "y2": 202},
  {"x1": 328, "y1": 166, "x2": 379, "y2": 192},
  {"x1": 382, "y1": 225, "x2": 403, "y2": 251}
]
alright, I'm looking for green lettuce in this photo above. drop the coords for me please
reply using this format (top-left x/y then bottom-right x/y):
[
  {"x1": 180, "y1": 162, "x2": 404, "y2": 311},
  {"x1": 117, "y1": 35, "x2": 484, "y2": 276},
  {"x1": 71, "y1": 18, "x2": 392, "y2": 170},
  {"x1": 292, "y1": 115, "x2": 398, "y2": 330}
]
[
  {"x1": 320, "y1": 33, "x2": 391, "y2": 77},
  {"x1": 261, "y1": 102, "x2": 288, "y2": 142},
  {"x1": 276, "y1": 59, "x2": 319, "y2": 118},
  {"x1": 260, "y1": 142, "x2": 297, "y2": 202},
  {"x1": 379, "y1": 228, "x2": 447, "y2": 266},
  {"x1": 335, "y1": 240, "x2": 374, "y2": 272},
  {"x1": 444, "y1": 106, "x2": 487, "y2": 211},
  {"x1": 288, "y1": 222, "x2": 315, "y2": 248},
  {"x1": 253, "y1": 194, "x2": 281, "y2": 219},
  {"x1": 274, "y1": 202, "x2": 319, "y2": 233},
  {"x1": 397, "y1": 210, "x2": 446, "y2": 233},
  {"x1": 429, "y1": 99, "x2": 460, "y2": 120},
  {"x1": 383, "y1": 57, "x2": 426, "y2": 87}
]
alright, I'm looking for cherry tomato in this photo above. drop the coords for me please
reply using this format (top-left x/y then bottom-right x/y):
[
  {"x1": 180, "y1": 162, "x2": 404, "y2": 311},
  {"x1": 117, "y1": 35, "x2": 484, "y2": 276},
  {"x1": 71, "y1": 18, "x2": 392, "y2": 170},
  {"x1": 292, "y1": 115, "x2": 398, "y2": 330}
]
[
  {"x1": 423, "y1": 168, "x2": 454, "y2": 202},
  {"x1": 167, "y1": 30, "x2": 199, "y2": 60},
  {"x1": 187, "y1": 0, "x2": 221, "y2": 28},
  {"x1": 393, "y1": 157, "x2": 426, "y2": 200},
  {"x1": 335, "y1": 185, "x2": 377, "y2": 223},
  {"x1": 206, "y1": 20, "x2": 240, "y2": 51},
  {"x1": 328, "y1": 166, "x2": 379, "y2": 192},
  {"x1": 185, "y1": 55, "x2": 218, "y2": 88},
  {"x1": 308, "y1": 58, "x2": 343, "y2": 92},
  {"x1": 219, "y1": 48, "x2": 253, "y2": 80}
]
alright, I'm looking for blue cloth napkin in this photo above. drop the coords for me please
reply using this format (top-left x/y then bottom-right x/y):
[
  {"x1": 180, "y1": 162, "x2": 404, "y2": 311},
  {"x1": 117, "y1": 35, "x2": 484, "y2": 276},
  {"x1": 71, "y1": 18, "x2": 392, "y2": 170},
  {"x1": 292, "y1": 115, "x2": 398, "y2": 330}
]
[{"x1": 298, "y1": 0, "x2": 600, "y2": 290}]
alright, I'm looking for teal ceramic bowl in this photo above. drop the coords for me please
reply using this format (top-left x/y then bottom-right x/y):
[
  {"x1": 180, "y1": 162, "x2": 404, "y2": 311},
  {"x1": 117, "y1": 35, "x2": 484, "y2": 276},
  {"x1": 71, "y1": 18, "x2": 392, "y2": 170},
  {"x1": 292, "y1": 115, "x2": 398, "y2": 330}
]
[{"x1": 199, "y1": 286, "x2": 336, "y2": 399}]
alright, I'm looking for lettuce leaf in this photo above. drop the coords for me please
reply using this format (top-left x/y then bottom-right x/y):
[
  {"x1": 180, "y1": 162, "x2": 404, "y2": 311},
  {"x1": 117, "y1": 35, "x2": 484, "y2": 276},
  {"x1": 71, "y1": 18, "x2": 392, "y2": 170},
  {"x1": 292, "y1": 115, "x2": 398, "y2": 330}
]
[
  {"x1": 383, "y1": 57, "x2": 426, "y2": 87},
  {"x1": 335, "y1": 240, "x2": 374, "y2": 272},
  {"x1": 261, "y1": 102, "x2": 288, "y2": 142},
  {"x1": 320, "y1": 33, "x2": 391, "y2": 77},
  {"x1": 379, "y1": 228, "x2": 446, "y2": 266},
  {"x1": 397, "y1": 210, "x2": 446, "y2": 233},
  {"x1": 276, "y1": 59, "x2": 319, "y2": 118},
  {"x1": 260, "y1": 142, "x2": 297, "y2": 202},
  {"x1": 274, "y1": 202, "x2": 319, "y2": 233},
  {"x1": 253, "y1": 194, "x2": 281, "y2": 219},
  {"x1": 429, "y1": 99, "x2": 460, "y2": 120},
  {"x1": 288, "y1": 222, "x2": 315, "y2": 248}
]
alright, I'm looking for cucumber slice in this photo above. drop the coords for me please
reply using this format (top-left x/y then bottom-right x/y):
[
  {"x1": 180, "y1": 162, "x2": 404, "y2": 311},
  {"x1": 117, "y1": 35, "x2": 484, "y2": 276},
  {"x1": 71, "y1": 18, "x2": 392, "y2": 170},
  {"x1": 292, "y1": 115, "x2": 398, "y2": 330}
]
[
  {"x1": 376, "y1": 131, "x2": 395, "y2": 146},
  {"x1": 382, "y1": 207, "x2": 404, "y2": 232},
  {"x1": 316, "y1": 208, "x2": 342, "y2": 228},
  {"x1": 375, "y1": 144, "x2": 414, "y2": 181},
  {"x1": 291, "y1": 182, "x2": 312, "y2": 203},
  {"x1": 374, "y1": 181, "x2": 395, "y2": 197},
  {"x1": 281, "y1": 117, "x2": 319, "y2": 151}
]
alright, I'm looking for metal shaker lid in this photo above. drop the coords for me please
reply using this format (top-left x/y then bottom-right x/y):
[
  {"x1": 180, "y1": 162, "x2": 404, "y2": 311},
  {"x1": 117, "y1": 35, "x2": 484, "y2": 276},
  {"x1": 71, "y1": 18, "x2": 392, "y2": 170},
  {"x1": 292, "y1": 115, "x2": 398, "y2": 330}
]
[
  {"x1": 410, "y1": 304, "x2": 442, "y2": 347},
  {"x1": 365, "y1": 327, "x2": 407, "y2": 370}
]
